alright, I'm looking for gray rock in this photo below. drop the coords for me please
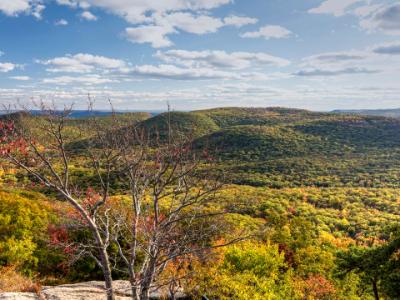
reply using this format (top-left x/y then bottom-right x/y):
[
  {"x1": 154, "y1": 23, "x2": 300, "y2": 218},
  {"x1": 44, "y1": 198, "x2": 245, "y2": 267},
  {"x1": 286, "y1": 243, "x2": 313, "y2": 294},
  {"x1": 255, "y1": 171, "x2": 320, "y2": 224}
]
[
  {"x1": 0, "y1": 293, "x2": 39, "y2": 300},
  {"x1": 41, "y1": 280, "x2": 131, "y2": 299},
  {"x1": 0, "y1": 281, "x2": 188, "y2": 299}
]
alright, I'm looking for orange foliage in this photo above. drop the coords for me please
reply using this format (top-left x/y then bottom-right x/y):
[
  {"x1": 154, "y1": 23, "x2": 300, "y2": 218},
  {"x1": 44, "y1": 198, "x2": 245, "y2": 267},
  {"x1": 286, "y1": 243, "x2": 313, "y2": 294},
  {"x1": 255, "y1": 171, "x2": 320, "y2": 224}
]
[
  {"x1": 302, "y1": 274, "x2": 336, "y2": 299},
  {"x1": 0, "y1": 265, "x2": 41, "y2": 293}
]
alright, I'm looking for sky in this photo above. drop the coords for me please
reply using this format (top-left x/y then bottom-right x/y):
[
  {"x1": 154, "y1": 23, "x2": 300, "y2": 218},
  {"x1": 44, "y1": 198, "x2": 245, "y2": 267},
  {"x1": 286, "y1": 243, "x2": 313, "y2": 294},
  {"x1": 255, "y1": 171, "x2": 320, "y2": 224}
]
[{"x1": 0, "y1": 0, "x2": 400, "y2": 111}]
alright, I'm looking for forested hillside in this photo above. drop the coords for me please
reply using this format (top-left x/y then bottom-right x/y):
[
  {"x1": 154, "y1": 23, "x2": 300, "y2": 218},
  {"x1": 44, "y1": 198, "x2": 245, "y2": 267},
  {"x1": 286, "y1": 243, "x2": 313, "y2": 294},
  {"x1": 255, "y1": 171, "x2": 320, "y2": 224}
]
[
  {"x1": 1, "y1": 107, "x2": 399, "y2": 299},
  {"x1": 191, "y1": 108, "x2": 400, "y2": 188}
]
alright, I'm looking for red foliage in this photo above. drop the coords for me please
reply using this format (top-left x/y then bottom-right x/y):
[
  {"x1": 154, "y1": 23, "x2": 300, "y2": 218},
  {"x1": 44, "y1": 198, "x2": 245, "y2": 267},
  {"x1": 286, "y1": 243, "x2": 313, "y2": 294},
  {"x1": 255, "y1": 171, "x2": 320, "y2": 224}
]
[
  {"x1": 48, "y1": 224, "x2": 69, "y2": 245},
  {"x1": 137, "y1": 213, "x2": 167, "y2": 234},
  {"x1": 83, "y1": 187, "x2": 101, "y2": 211},
  {"x1": 48, "y1": 224, "x2": 77, "y2": 256},
  {"x1": 287, "y1": 206, "x2": 297, "y2": 215},
  {"x1": 0, "y1": 121, "x2": 29, "y2": 157},
  {"x1": 303, "y1": 274, "x2": 336, "y2": 299},
  {"x1": 278, "y1": 243, "x2": 295, "y2": 266}
]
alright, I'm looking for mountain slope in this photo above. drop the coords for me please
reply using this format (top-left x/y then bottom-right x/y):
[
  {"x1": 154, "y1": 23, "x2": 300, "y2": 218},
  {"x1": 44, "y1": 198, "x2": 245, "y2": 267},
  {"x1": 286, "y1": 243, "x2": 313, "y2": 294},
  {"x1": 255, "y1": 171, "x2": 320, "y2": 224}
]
[
  {"x1": 191, "y1": 108, "x2": 400, "y2": 188},
  {"x1": 5, "y1": 107, "x2": 400, "y2": 188},
  {"x1": 138, "y1": 111, "x2": 220, "y2": 139},
  {"x1": 195, "y1": 107, "x2": 325, "y2": 127}
]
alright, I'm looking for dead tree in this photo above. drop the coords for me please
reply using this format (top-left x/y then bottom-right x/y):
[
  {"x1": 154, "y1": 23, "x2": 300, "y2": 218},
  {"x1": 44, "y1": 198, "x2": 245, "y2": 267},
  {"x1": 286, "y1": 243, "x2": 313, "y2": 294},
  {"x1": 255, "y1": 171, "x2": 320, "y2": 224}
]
[
  {"x1": 0, "y1": 104, "x2": 117, "y2": 299},
  {"x1": 0, "y1": 103, "x2": 242, "y2": 300},
  {"x1": 106, "y1": 118, "x2": 243, "y2": 300}
]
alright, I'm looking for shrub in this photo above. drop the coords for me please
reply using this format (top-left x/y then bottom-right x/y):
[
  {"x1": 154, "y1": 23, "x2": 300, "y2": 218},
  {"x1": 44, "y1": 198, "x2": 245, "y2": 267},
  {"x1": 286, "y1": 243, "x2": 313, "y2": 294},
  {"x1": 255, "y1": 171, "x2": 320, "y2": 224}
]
[
  {"x1": 0, "y1": 265, "x2": 41, "y2": 293},
  {"x1": 0, "y1": 189, "x2": 61, "y2": 275}
]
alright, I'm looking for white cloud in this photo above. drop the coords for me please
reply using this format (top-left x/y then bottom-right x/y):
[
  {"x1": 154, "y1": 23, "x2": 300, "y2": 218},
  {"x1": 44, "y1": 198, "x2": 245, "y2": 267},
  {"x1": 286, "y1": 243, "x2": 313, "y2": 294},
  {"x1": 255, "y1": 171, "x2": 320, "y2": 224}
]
[
  {"x1": 309, "y1": 0, "x2": 364, "y2": 17},
  {"x1": 240, "y1": 25, "x2": 292, "y2": 40},
  {"x1": 55, "y1": 19, "x2": 69, "y2": 26},
  {"x1": 63, "y1": 0, "x2": 231, "y2": 24},
  {"x1": 161, "y1": 12, "x2": 224, "y2": 34},
  {"x1": 79, "y1": 2, "x2": 91, "y2": 9},
  {"x1": 36, "y1": 50, "x2": 289, "y2": 83},
  {"x1": 371, "y1": 41, "x2": 400, "y2": 55},
  {"x1": 0, "y1": 0, "x2": 45, "y2": 18},
  {"x1": 55, "y1": 0, "x2": 90, "y2": 9},
  {"x1": 39, "y1": 53, "x2": 127, "y2": 73},
  {"x1": 353, "y1": 3, "x2": 382, "y2": 17},
  {"x1": 308, "y1": 1, "x2": 400, "y2": 36},
  {"x1": 302, "y1": 51, "x2": 368, "y2": 66},
  {"x1": 54, "y1": 0, "x2": 255, "y2": 48},
  {"x1": 155, "y1": 50, "x2": 290, "y2": 69},
  {"x1": 127, "y1": 64, "x2": 288, "y2": 81},
  {"x1": 0, "y1": 62, "x2": 17, "y2": 73},
  {"x1": 298, "y1": 44, "x2": 400, "y2": 78},
  {"x1": 223, "y1": 15, "x2": 258, "y2": 27},
  {"x1": 56, "y1": 0, "x2": 78, "y2": 8},
  {"x1": 10, "y1": 76, "x2": 30, "y2": 81},
  {"x1": 3, "y1": 81, "x2": 400, "y2": 111},
  {"x1": 0, "y1": 0, "x2": 31, "y2": 16},
  {"x1": 360, "y1": 3, "x2": 400, "y2": 35},
  {"x1": 125, "y1": 12, "x2": 258, "y2": 48},
  {"x1": 42, "y1": 74, "x2": 115, "y2": 85},
  {"x1": 294, "y1": 67, "x2": 379, "y2": 77},
  {"x1": 32, "y1": 3, "x2": 45, "y2": 19},
  {"x1": 80, "y1": 11, "x2": 97, "y2": 21},
  {"x1": 130, "y1": 64, "x2": 239, "y2": 80},
  {"x1": 125, "y1": 25, "x2": 176, "y2": 48}
]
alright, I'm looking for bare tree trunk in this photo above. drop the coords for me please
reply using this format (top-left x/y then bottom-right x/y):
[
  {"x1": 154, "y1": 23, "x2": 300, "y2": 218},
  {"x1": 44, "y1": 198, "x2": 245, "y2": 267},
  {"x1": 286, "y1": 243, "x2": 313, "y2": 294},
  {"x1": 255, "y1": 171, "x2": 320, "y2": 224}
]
[
  {"x1": 131, "y1": 284, "x2": 140, "y2": 300},
  {"x1": 86, "y1": 216, "x2": 114, "y2": 300},
  {"x1": 372, "y1": 279, "x2": 379, "y2": 300},
  {"x1": 140, "y1": 274, "x2": 152, "y2": 300},
  {"x1": 100, "y1": 248, "x2": 114, "y2": 300},
  {"x1": 129, "y1": 265, "x2": 141, "y2": 300},
  {"x1": 140, "y1": 258, "x2": 157, "y2": 300},
  {"x1": 140, "y1": 285, "x2": 153, "y2": 300},
  {"x1": 140, "y1": 289, "x2": 150, "y2": 300}
]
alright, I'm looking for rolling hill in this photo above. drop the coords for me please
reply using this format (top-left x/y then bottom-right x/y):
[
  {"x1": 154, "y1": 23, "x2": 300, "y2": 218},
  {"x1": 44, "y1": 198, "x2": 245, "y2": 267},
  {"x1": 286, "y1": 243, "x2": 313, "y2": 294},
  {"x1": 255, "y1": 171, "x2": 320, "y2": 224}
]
[
  {"x1": 189, "y1": 108, "x2": 400, "y2": 188},
  {"x1": 138, "y1": 111, "x2": 220, "y2": 139},
  {"x1": 4, "y1": 107, "x2": 400, "y2": 188}
]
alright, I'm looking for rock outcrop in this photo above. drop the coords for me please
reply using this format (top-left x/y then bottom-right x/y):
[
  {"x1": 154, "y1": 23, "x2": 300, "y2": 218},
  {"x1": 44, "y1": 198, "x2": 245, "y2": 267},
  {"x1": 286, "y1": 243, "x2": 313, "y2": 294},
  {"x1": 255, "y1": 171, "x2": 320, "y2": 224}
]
[{"x1": 0, "y1": 281, "x2": 187, "y2": 299}]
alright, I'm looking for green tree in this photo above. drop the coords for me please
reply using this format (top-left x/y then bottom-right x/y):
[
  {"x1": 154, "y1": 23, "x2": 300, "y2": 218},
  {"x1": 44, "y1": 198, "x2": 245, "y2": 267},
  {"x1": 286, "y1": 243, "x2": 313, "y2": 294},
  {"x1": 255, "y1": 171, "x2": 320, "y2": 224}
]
[
  {"x1": 196, "y1": 241, "x2": 299, "y2": 300},
  {"x1": 336, "y1": 235, "x2": 400, "y2": 299}
]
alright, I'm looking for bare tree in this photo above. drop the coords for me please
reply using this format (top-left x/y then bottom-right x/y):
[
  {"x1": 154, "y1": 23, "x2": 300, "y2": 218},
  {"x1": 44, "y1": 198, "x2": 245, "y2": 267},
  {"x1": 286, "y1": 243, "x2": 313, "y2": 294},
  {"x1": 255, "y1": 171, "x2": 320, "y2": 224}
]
[
  {"x1": 0, "y1": 103, "x2": 117, "y2": 299},
  {"x1": 0, "y1": 102, "x2": 241, "y2": 300},
  {"x1": 106, "y1": 116, "x2": 242, "y2": 300}
]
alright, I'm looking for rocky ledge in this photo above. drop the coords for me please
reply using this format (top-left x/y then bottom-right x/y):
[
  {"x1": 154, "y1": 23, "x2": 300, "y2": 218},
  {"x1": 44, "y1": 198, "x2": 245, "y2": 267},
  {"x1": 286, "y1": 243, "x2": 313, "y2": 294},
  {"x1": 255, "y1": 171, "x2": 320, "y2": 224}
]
[{"x1": 0, "y1": 281, "x2": 188, "y2": 300}]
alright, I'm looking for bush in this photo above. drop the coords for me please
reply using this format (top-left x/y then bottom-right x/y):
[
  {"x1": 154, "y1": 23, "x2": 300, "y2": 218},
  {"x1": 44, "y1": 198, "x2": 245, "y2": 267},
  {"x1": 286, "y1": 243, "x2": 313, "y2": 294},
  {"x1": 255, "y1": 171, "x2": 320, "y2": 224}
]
[
  {"x1": 0, "y1": 188, "x2": 61, "y2": 275},
  {"x1": 0, "y1": 265, "x2": 41, "y2": 293}
]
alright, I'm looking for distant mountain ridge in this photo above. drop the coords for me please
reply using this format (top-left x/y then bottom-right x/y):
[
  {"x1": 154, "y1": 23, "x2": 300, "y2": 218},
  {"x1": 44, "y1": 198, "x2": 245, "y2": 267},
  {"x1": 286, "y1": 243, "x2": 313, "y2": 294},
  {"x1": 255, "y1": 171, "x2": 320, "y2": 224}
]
[
  {"x1": 0, "y1": 110, "x2": 163, "y2": 118},
  {"x1": 332, "y1": 108, "x2": 400, "y2": 118},
  {"x1": 3, "y1": 107, "x2": 400, "y2": 119}
]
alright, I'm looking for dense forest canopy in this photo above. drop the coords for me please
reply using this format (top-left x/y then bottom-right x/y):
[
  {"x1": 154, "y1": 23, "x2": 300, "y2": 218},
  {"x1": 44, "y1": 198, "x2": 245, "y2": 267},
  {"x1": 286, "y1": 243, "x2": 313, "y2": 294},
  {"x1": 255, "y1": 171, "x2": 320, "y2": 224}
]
[{"x1": 1, "y1": 107, "x2": 399, "y2": 299}]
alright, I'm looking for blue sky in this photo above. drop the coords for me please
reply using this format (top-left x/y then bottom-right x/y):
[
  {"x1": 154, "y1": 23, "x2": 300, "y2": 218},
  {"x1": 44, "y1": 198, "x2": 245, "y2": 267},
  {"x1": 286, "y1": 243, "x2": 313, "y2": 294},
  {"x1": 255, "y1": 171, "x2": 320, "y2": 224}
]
[{"x1": 0, "y1": 0, "x2": 400, "y2": 110}]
